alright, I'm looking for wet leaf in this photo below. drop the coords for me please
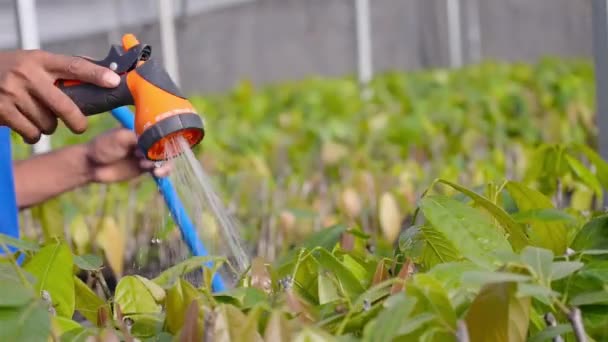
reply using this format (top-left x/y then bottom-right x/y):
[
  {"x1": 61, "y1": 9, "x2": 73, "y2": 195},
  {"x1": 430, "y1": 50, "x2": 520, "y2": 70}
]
[
  {"x1": 420, "y1": 225, "x2": 461, "y2": 269},
  {"x1": 379, "y1": 192, "x2": 402, "y2": 244},
  {"x1": 23, "y1": 242, "x2": 75, "y2": 317},
  {"x1": 420, "y1": 195, "x2": 511, "y2": 269},
  {"x1": 437, "y1": 179, "x2": 528, "y2": 251},
  {"x1": 465, "y1": 282, "x2": 530, "y2": 342}
]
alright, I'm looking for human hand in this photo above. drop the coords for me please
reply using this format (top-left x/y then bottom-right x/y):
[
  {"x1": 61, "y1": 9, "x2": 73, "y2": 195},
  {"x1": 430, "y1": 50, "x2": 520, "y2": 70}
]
[
  {"x1": 86, "y1": 128, "x2": 171, "y2": 183},
  {"x1": 0, "y1": 50, "x2": 120, "y2": 143}
]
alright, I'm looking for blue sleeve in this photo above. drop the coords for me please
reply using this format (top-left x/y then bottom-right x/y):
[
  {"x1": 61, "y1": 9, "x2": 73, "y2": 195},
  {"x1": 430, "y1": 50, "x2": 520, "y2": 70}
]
[{"x1": 0, "y1": 126, "x2": 20, "y2": 248}]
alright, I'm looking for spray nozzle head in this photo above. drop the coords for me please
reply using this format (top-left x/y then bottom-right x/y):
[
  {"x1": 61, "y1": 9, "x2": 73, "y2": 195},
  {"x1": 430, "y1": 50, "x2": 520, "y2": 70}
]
[
  {"x1": 117, "y1": 34, "x2": 205, "y2": 160},
  {"x1": 138, "y1": 113, "x2": 205, "y2": 160}
]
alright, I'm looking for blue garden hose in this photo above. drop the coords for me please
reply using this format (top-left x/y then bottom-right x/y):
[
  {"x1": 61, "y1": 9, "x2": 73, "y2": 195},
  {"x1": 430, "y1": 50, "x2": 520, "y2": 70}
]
[{"x1": 111, "y1": 106, "x2": 226, "y2": 292}]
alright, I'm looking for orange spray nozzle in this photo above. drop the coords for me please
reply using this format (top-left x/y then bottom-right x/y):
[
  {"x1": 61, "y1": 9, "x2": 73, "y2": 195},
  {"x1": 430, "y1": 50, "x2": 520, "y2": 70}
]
[{"x1": 57, "y1": 33, "x2": 205, "y2": 161}]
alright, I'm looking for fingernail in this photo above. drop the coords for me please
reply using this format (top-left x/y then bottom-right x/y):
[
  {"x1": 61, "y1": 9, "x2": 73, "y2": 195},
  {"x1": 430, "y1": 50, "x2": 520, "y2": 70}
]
[{"x1": 103, "y1": 71, "x2": 121, "y2": 86}]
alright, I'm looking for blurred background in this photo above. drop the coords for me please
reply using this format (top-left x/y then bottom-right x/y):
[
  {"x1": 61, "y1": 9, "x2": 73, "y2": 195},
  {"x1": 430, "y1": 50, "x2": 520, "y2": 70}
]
[{"x1": 1, "y1": 0, "x2": 601, "y2": 281}]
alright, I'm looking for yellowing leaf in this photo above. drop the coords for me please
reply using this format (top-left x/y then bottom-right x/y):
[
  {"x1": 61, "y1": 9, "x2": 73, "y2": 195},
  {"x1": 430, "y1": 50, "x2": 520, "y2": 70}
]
[
  {"x1": 379, "y1": 192, "x2": 402, "y2": 244},
  {"x1": 96, "y1": 217, "x2": 125, "y2": 278},
  {"x1": 165, "y1": 279, "x2": 204, "y2": 336},
  {"x1": 465, "y1": 282, "x2": 530, "y2": 342},
  {"x1": 69, "y1": 215, "x2": 89, "y2": 255},
  {"x1": 135, "y1": 275, "x2": 166, "y2": 303},
  {"x1": 505, "y1": 181, "x2": 568, "y2": 255},
  {"x1": 114, "y1": 276, "x2": 161, "y2": 315},
  {"x1": 74, "y1": 276, "x2": 106, "y2": 324}
]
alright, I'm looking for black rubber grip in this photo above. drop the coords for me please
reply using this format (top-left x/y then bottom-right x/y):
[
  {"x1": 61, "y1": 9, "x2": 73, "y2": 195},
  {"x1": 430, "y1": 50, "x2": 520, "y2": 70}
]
[{"x1": 58, "y1": 76, "x2": 134, "y2": 116}]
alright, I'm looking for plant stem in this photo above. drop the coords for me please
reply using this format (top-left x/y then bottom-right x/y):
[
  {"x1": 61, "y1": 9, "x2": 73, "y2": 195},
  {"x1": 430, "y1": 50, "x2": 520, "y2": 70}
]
[
  {"x1": 456, "y1": 320, "x2": 470, "y2": 342},
  {"x1": 567, "y1": 307, "x2": 587, "y2": 342},
  {"x1": 93, "y1": 270, "x2": 112, "y2": 300}
]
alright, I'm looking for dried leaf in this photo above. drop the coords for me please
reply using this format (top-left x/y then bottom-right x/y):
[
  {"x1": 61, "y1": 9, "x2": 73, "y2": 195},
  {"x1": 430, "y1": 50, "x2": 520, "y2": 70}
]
[
  {"x1": 390, "y1": 258, "x2": 414, "y2": 294},
  {"x1": 372, "y1": 260, "x2": 389, "y2": 285},
  {"x1": 340, "y1": 232, "x2": 355, "y2": 251},
  {"x1": 379, "y1": 192, "x2": 402, "y2": 244},
  {"x1": 179, "y1": 301, "x2": 202, "y2": 342},
  {"x1": 321, "y1": 141, "x2": 348, "y2": 165}
]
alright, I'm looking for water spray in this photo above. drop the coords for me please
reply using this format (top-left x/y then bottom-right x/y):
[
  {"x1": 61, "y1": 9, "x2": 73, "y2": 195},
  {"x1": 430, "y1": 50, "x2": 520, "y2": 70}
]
[{"x1": 56, "y1": 33, "x2": 247, "y2": 292}]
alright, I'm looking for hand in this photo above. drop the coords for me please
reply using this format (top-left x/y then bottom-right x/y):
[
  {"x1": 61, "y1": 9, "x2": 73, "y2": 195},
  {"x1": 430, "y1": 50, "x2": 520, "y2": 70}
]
[
  {"x1": 86, "y1": 128, "x2": 171, "y2": 183},
  {"x1": 0, "y1": 49, "x2": 120, "y2": 143}
]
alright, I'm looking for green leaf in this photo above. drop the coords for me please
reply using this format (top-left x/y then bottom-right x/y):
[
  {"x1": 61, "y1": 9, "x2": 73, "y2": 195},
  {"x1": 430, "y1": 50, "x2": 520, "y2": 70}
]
[
  {"x1": 313, "y1": 248, "x2": 365, "y2": 298},
  {"x1": 74, "y1": 276, "x2": 105, "y2": 324},
  {"x1": 165, "y1": 279, "x2": 205, "y2": 336},
  {"x1": 566, "y1": 154, "x2": 603, "y2": 203},
  {"x1": 362, "y1": 293, "x2": 416, "y2": 342},
  {"x1": 569, "y1": 290, "x2": 608, "y2": 306},
  {"x1": 0, "y1": 279, "x2": 35, "y2": 307},
  {"x1": 516, "y1": 283, "x2": 560, "y2": 306},
  {"x1": 505, "y1": 181, "x2": 568, "y2": 255},
  {"x1": 23, "y1": 242, "x2": 75, "y2": 317},
  {"x1": 571, "y1": 215, "x2": 608, "y2": 252},
  {"x1": 135, "y1": 275, "x2": 166, "y2": 303},
  {"x1": 318, "y1": 271, "x2": 340, "y2": 304},
  {"x1": 511, "y1": 209, "x2": 576, "y2": 224},
  {"x1": 528, "y1": 324, "x2": 572, "y2": 342},
  {"x1": 128, "y1": 313, "x2": 165, "y2": 338},
  {"x1": 152, "y1": 256, "x2": 224, "y2": 288},
  {"x1": 52, "y1": 316, "x2": 81, "y2": 336},
  {"x1": 549, "y1": 261, "x2": 583, "y2": 281},
  {"x1": 72, "y1": 254, "x2": 103, "y2": 271},
  {"x1": 521, "y1": 246, "x2": 554, "y2": 284},
  {"x1": 114, "y1": 275, "x2": 161, "y2": 315},
  {"x1": 436, "y1": 179, "x2": 528, "y2": 251},
  {"x1": 0, "y1": 232, "x2": 39, "y2": 252},
  {"x1": 420, "y1": 195, "x2": 512, "y2": 269},
  {"x1": 396, "y1": 313, "x2": 436, "y2": 336},
  {"x1": 406, "y1": 274, "x2": 457, "y2": 331},
  {"x1": 59, "y1": 327, "x2": 95, "y2": 342},
  {"x1": 462, "y1": 271, "x2": 532, "y2": 286},
  {"x1": 420, "y1": 225, "x2": 462, "y2": 270},
  {"x1": 465, "y1": 282, "x2": 530, "y2": 342},
  {"x1": 577, "y1": 144, "x2": 608, "y2": 189},
  {"x1": 0, "y1": 299, "x2": 51, "y2": 341}
]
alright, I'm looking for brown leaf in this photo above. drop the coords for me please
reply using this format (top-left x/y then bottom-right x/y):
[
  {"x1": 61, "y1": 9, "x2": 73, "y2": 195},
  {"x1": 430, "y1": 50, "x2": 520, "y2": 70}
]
[
  {"x1": 372, "y1": 260, "x2": 389, "y2": 285},
  {"x1": 179, "y1": 301, "x2": 202, "y2": 342},
  {"x1": 97, "y1": 306, "x2": 109, "y2": 328},
  {"x1": 340, "y1": 232, "x2": 355, "y2": 251},
  {"x1": 285, "y1": 289, "x2": 314, "y2": 324},
  {"x1": 97, "y1": 328, "x2": 120, "y2": 342},
  {"x1": 263, "y1": 310, "x2": 293, "y2": 342},
  {"x1": 251, "y1": 257, "x2": 272, "y2": 294},
  {"x1": 390, "y1": 258, "x2": 414, "y2": 294}
]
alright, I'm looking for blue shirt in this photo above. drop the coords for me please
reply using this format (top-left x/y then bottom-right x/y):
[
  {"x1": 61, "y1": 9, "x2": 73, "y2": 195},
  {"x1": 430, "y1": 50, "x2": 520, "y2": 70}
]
[{"x1": 0, "y1": 126, "x2": 20, "y2": 246}]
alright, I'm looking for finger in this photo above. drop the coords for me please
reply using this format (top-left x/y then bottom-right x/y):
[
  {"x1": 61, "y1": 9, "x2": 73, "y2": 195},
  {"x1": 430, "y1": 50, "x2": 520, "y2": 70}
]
[
  {"x1": 39, "y1": 52, "x2": 120, "y2": 88},
  {"x1": 0, "y1": 104, "x2": 41, "y2": 143},
  {"x1": 15, "y1": 92, "x2": 58, "y2": 135},
  {"x1": 153, "y1": 163, "x2": 172, "y2": 178},
  {"x1": 90, "y1": 128, "x2": 137, "y2": 164},
  {"x1": 28, "y1": 71, "x2": 87, "y2": 134},
  {"x1": 95, "y1": 159, "x2": 143, "y2": 183}
]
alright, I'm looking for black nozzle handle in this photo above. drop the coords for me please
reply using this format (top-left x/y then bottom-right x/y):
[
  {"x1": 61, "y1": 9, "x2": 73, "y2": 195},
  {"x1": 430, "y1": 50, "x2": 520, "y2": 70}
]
[{"x1": 57, "y1": 76, "x2": 134, "y2": 116}]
